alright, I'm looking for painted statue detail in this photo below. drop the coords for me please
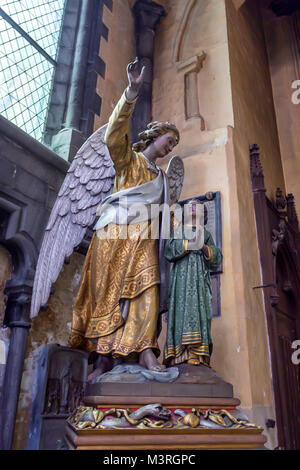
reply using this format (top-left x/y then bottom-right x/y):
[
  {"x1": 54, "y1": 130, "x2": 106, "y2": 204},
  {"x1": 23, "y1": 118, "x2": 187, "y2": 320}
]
[
  {"x1": 30, "y1": 59, "x2": 184, "y2": 382},
  {"x1": 68, "y1": 404, "x2": 261, "y2": 431},
  {"x1": 164, "y1": 200, "x2": 222, "y2": 367}
]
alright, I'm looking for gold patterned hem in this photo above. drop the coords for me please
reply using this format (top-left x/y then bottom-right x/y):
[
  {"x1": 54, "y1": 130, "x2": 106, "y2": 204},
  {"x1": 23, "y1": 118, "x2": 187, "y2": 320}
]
[
  {"x1": 68, "y1": 332, "x2": 160, "y2": 358},
  {"x1": 164, "y1": 343, "x2": 211, "y2": 366},
  {"x1": 95, "y1": 284, "x2": 160, "y2": 357},
  {"x1": 121, "y1": 265, "x2": 160, "y2": 299},
  {"x1": 70, "y1": 285, "x2": 161, "y2": 358},
  {"x1": 97, "y1": 338, "x2": 160, "y2": 358},
  {"x1": 84, "y1": 304, "x2": 124, "y2": 338},
  {"x1": 68, "y1": 333, "x2": 99, "y2": 353}
]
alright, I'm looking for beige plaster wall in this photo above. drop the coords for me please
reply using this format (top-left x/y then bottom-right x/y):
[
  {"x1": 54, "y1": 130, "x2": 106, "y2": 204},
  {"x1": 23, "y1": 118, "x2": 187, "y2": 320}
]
[
  {"x1": 154, "y1": 0, "x2": 234, "y2": 132},
  {"x1": 261, "y1": 5, "x2": 300, "y2": 211},
  {"x1": 152, "y1": 0, "x2": 282, "y2": 447},
  {"x1": 226, "y1": 0, "x2": 285, "y2": 414},
  {"x1": 227, "y1": 0, "x2": 285, "y2": 200}
]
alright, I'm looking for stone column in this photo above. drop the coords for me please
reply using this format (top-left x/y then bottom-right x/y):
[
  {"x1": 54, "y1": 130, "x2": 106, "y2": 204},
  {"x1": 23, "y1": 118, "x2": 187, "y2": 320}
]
[
  {"x1": 51, "y1": 0, "x2": 94, "y2": 162},
  {"x1": 131, "y1": 0, "x2": 165, "y2": 144},
  {"x1": 0, "y1": 281, "x2": 32, "y2": 450}
]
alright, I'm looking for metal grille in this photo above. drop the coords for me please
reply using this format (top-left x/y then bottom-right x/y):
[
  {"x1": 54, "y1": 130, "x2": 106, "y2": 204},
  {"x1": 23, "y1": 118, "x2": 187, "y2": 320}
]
[{"x1": 0, "y1": 0, "x2": 65, "y2": 141}]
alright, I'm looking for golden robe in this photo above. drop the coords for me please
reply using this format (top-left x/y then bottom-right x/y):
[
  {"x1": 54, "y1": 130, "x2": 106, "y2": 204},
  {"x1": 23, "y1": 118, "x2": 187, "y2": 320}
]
[{"x1": 69, "y1": 92, "x2": 161, "y2": 358}]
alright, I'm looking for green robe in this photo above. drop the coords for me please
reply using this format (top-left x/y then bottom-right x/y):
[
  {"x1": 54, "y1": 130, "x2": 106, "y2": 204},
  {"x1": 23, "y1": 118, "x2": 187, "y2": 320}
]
[{"x1": 164, "y1": 228, "x2": 222, "y2": 365}]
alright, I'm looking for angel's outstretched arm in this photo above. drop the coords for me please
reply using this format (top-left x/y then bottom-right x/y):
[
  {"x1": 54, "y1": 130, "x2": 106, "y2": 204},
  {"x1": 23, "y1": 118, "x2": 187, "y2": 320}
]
[
  {"x1": 104, "y1": 92, "x2": 137, "y2": 173},
  {"x1": 104, "y1": 59, "x2": 145, "y2": 173}
]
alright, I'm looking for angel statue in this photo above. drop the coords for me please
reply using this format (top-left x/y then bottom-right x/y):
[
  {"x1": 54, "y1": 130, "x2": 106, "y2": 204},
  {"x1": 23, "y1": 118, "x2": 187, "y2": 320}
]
[{"x1": 30, "y1": 59, "x2": 184, "y2": 382}]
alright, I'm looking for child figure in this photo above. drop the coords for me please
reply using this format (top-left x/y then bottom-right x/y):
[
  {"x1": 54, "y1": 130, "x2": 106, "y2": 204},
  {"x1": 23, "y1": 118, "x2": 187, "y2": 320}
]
[{"x1": 164, "y1": 199, "x2": 222, "y2": 367}]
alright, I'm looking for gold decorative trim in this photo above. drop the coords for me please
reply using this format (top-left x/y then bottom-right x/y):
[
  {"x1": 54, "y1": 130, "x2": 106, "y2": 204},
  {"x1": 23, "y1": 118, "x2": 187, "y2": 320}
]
[{"x1": 68, "y1": 405, "x2": 263, "y2": 432}]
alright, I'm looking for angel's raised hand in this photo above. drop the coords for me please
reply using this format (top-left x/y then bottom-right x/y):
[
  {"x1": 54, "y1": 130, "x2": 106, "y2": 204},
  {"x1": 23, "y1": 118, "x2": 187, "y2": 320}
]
[{"x1": 126, "y1": 58, "x2": 146, "y2": 100}]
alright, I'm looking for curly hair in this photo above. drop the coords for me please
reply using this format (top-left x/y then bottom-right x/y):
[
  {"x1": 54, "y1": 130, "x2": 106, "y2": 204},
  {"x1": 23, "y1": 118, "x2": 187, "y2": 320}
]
[{"x1": 132, "y1": 121, "x2": 180, "y2": 152}]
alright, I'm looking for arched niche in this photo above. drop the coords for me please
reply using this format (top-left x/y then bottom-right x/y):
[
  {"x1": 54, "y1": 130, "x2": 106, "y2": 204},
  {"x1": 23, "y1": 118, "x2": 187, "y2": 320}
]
[
  {"x1": 173, "y1": 0, "x2": 227, "y2": 128},
  {"x1": 173, "y1": 0, "x2": 225, "y2": 64}
]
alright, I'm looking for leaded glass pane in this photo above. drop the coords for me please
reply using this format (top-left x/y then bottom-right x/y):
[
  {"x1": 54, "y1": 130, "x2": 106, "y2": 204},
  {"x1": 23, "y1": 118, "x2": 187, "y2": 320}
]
[
  {"x1": 0, "y1": 0, "x2": 65, "y2": 60},
  {"x1": 0, "y1": 1, "x2": 66, "y2": 141}
]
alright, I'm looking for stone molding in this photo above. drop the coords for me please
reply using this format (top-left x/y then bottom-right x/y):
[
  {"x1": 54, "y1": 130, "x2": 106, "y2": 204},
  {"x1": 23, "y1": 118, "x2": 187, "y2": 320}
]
[
  {"x1": 172, "y1": 1, "x2": 206, "y2": 129},
  {"x1": 178, "y1": 53, "x2": 206, "y2": 129}
]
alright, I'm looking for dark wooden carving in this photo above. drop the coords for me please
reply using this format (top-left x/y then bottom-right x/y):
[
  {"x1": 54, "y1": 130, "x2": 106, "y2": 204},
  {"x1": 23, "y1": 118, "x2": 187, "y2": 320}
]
[
  {"x1": 286, "y1": 193, "x2": 300, "y2": 232},
  {"x1": 43, "y1": 349, "x2": 87, "y2": 416},
  {"x1": 27, "y1": 345, "x2": 88, "y2": 449},
  {"x1": 269, "y1": 0, "x2": 300, "y2": 17},
  {"x1": 250, "y1": 144, "x2": 300, "y2": 450}
]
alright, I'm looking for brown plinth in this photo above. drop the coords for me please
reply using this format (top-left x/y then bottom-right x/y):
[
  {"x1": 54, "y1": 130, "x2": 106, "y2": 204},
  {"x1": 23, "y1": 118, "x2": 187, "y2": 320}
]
[
  {"x1": 65, "y1": 424, "x2": 267, "y2": 450},
  {"x1": 86, "y1": 364, "x2": 234, "y2": 398},
  {"x1": 84, "y1": 395, "x2": 240, "y2": 408}
]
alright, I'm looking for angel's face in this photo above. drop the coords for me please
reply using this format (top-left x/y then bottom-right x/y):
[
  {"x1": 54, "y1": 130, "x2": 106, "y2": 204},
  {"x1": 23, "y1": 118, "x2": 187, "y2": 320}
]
[{"x1": 152, "y1": 132, "x2": 177, "y2": 159}]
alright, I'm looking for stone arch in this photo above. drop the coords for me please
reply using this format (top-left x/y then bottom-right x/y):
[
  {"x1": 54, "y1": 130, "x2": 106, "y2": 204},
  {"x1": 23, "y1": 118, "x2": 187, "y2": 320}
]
[
  {"x1": 172, "y1": 0, "x2": 209, "y2": 128},
  {"x1": 172, "y1": 0, "x2": 197, "y2": 64},
  {"x1": 0, "y1": 198, "x2": 38, "y2": 304}
]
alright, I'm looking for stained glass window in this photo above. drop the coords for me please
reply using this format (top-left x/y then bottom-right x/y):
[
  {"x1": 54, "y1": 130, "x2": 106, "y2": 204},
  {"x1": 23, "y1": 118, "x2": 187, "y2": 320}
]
[{"x1": 0, "y1": 0, "x2": 66, "y2": 142}]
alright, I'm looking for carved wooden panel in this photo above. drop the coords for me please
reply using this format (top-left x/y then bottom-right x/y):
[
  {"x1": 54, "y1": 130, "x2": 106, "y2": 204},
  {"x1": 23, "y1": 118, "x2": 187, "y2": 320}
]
[{"x1": 250, "y1": 144, "x2": 300, "y2": 449}]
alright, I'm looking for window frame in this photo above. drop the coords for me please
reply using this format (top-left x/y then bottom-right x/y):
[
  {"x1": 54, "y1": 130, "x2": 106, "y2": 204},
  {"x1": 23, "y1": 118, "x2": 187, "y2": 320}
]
[{"x1": 0, "y1": 2, "x2": 66, "y2": 142}]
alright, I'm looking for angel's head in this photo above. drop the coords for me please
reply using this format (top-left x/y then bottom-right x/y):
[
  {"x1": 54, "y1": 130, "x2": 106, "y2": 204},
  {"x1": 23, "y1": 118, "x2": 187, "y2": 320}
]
[{"x1": 132, "y1": 121, "x2": 179, "y2": 159}]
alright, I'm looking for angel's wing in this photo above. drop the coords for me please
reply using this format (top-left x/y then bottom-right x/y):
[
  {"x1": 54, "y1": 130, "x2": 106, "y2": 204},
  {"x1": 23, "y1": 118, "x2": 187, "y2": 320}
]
[
  {"x1": 166, "y1": 155, "x2": 184, "y2": 204},
  {"x1": 30, "y1": 124, "x2": 115, "y2": 319}
]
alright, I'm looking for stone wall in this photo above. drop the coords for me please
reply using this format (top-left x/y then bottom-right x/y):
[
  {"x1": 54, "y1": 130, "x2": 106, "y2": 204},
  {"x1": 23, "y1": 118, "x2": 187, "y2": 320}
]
[
  {"x1": 12, "y1": 253, "x2": 84, "y2": 450},
  {"x1": 94, "y1": 0, "x2": 136, "y2": 129},
  {"x1": 0, "y1": 246, "x2": 12, "y2": 393},
  {"x1": 0, "y1": 117, "x2": 69, "y2": 450},
  {"x1": 227, "y1": 0, "x2": 285, "y2": 199},
  {"x1": 225, "y1": 0, "x2": 284, "y2": 447}
]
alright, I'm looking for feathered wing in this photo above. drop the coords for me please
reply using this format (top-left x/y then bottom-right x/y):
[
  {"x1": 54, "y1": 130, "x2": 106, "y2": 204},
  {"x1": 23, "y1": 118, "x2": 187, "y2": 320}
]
[
  {"x1": 30, "y1": 123, "x2": 115, "y2": 319},
  {"x1": 166, "y1": 155, "x2": 184, "y2": 204}
]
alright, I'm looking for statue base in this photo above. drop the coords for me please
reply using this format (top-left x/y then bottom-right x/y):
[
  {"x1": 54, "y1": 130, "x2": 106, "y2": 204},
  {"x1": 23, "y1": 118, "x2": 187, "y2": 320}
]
[
  {"x1": 65, "y1": 365, "x2": 267, "y2": 450},
  {"x1": 86, "y1": 363, "x2": 233, "y2": 397}
]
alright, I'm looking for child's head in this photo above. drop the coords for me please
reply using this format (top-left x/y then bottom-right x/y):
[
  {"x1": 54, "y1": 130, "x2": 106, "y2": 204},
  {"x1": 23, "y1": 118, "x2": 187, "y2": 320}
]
[{"x1": 188, "y1": 199, "x2": 208, "y2": 225}]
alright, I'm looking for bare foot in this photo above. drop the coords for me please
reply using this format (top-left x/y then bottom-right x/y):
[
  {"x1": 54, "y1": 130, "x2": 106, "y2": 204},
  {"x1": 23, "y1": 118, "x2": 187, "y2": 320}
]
[
  {"x1": 87, "y1": 355, "x2": 113, "y2": 383},
  {"x1": 139, "y1": 348, "x2": 167, "y2": 372}
]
